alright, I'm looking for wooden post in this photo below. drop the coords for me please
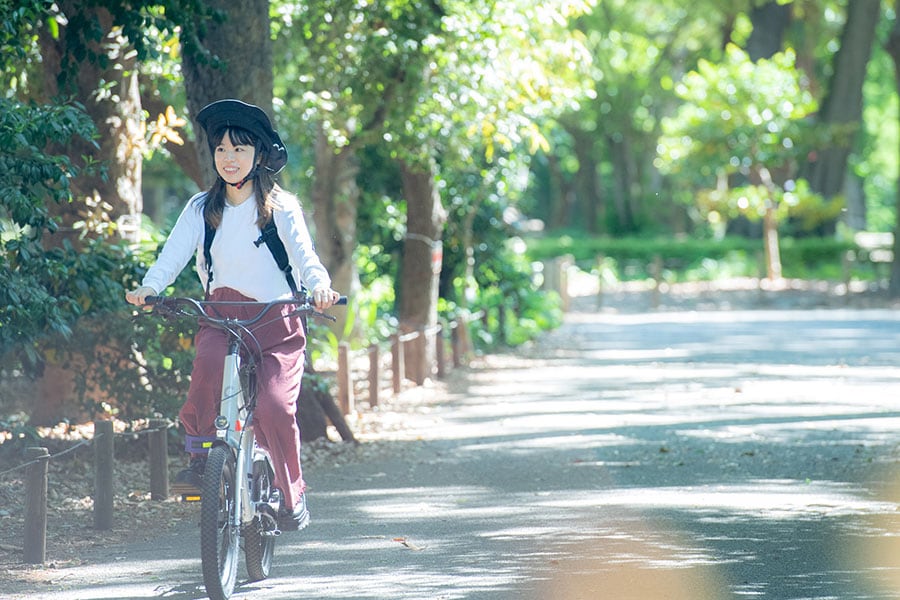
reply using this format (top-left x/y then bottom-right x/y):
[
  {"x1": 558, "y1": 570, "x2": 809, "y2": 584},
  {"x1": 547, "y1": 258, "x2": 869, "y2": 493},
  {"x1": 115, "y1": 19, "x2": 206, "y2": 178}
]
[
  {"x1": 337, "y1": 342, "x2": 353, "y2": 415},
  {"x1": 435, "y1": 325, "x2": 446, "y2": 379},
  {"x1": 391, "y1": 333, "x2": 403, "y2": 395},
  {"x1": 148, "y1": 418, "x2": 168, "y2": 501},
  {"x1": 93, "y1": 419, "x2": 114, "y2": 530},
  {"x1": 23, "y1": 447, "x2": 49, "y2": 564},
  {"x1": 558, "y1": 256, "x2": 570, "y2": 311},
  {"x1": 368, "y1": 344, "x2": 380, "y2": 408}
]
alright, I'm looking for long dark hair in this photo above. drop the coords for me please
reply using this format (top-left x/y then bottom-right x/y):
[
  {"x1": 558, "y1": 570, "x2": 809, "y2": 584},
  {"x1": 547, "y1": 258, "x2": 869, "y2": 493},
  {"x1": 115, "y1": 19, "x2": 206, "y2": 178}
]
[{"x1": 202, "y1": 126, "x2": 279, "y2": 229}]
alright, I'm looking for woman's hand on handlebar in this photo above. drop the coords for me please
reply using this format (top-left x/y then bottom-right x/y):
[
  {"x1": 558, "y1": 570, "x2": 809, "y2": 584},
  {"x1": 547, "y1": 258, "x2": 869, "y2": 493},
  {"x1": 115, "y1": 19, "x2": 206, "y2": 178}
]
[
  {"x1": 311, "y1": 286, "x2": 342, "y2": 310},
  {"x1": 125, "y1": 286, "x2": 158, "y2": 307}
]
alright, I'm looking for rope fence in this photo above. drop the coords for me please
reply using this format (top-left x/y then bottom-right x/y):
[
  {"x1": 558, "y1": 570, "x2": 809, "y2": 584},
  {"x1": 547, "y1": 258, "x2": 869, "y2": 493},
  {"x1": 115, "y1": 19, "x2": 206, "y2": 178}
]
[
  {"x1": 334, "y1": 311, "x2": 484, "y2": 415},
  {"x1": 3, "y1": 418, "x2": 175, "y2": 564}
]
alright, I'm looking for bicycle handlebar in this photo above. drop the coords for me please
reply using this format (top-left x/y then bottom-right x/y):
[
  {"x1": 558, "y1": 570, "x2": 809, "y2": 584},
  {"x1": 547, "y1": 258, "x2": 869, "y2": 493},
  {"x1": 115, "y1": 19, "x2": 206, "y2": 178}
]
[{"x1": 144, "y1": 294, "x2": 347, "y2": 328}]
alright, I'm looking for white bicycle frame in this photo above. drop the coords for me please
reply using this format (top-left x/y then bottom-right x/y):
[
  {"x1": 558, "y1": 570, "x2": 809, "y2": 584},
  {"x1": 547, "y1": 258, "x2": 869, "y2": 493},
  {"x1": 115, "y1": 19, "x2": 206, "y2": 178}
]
[{"x1": 215, "y1": 339, "x2": 266, "y2": 526}]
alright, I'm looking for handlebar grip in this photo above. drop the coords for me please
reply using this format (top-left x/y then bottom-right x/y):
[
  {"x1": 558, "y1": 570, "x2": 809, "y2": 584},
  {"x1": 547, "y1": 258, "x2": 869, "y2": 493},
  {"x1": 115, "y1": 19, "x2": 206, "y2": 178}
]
[
  {"x1": 144, "y1": 295, "x2": 162, "y2": 305},
  {"x1": 336, "y1": 296, "x2": 348, "y2": 306}
]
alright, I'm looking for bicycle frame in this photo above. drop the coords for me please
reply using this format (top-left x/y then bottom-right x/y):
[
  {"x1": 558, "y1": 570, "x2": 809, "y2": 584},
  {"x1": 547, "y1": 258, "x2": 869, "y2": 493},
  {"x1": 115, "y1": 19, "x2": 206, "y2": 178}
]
[
  {"x1": 144, "y1": 294, "x2": 343, "y2": 516},
  {"x1": 216, "y1": 333, "x2": 263, "y2": 527}
]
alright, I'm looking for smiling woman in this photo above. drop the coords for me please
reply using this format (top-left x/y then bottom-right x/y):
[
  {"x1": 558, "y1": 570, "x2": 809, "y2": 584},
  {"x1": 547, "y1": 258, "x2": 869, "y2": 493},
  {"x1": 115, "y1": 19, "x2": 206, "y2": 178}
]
[
  {"x1": 213, "y1": 132, "x2": 259, "y2": 195},
  {"x1": 125, "y1": 98, "x2": 341, "y2": 530}
]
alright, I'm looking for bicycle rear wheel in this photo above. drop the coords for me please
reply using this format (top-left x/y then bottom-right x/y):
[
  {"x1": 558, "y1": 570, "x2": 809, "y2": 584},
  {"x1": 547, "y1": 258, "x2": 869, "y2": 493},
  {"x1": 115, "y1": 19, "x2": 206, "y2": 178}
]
[
  {"x1": 244, "y1": 455, "x2": 276, "y2": 582},
  {"x1": 200, "y1": 445, "x2": 240, "y2": 600}
]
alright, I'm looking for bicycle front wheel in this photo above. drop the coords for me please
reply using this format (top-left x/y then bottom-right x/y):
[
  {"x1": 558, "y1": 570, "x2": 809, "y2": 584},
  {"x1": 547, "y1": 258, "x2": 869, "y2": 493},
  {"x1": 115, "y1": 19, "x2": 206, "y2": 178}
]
[
  {"x1": 200, "y1": 445, "x2": 240, "y2": 600},
  {"x1": 244, "y1": 455, "x2": 276, "y2": 582}
]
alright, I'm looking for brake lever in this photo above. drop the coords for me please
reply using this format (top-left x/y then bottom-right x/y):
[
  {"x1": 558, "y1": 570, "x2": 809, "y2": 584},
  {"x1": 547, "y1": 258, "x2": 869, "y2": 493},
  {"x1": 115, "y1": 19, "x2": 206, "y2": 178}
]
[
  {"x1": 311, "y1": 310, "x2": 337, "y2": 322},
  {"x1": 292, "y1": 305, "x2": 337, "y2": 322}
]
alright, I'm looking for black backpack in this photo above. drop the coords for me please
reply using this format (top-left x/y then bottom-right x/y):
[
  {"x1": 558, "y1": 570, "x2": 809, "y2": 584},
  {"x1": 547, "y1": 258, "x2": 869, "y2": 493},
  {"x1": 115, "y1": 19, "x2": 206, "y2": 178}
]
[{"x1": 203, "y1": 218, "x2": 300, "y2": 296}]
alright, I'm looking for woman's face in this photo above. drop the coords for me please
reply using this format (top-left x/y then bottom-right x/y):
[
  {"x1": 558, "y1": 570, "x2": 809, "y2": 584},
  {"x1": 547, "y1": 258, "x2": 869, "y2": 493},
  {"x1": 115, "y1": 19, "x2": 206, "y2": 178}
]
[{"x1": 214, "y1": 130, "x2": 258, "y2": 186}]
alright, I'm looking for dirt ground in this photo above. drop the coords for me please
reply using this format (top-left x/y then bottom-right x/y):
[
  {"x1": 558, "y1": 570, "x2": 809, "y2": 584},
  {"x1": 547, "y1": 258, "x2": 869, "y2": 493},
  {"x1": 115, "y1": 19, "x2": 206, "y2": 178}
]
[{"x1": 1, "y1": 276, "x2": 898, "y2": 583}]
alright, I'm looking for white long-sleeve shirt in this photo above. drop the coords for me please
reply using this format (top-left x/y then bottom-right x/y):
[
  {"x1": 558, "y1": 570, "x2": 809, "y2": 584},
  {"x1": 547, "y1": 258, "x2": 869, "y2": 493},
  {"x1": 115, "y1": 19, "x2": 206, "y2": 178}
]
[{"x1": 142, "y1": 191, "x2": 331, "y2": 301}]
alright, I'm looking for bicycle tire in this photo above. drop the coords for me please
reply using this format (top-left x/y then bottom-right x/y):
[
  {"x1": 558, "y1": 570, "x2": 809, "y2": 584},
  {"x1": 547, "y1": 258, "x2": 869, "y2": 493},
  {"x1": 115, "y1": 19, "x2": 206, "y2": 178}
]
[
  {"x1": 200, "y1": 445, "x2": 240, "y2": 600},
  {"x1": 244, "y1": 456, "x2": 276, "y2": 582}
]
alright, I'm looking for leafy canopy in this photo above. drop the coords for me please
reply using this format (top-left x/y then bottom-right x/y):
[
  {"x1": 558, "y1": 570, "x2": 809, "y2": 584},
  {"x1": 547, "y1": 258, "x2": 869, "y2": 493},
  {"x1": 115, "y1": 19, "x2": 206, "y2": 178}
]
[{"x1": 655, "y1": 43, "x2": 840, "y2": 226}]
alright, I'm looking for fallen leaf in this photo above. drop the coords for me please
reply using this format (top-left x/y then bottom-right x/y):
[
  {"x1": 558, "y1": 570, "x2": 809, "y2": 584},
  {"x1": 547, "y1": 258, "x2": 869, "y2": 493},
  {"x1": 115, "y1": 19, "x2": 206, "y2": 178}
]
[{"x1": 392, "y1": 537, "x2": 424, "y2": 551}]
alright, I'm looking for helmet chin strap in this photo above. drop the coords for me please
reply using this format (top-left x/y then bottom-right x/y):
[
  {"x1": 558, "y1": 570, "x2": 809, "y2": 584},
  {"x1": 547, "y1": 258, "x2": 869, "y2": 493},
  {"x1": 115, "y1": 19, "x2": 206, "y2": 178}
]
[
  {"x1": 226, "y1": 165, "x2": 256, "y2": 190},
  {"x1": 223, "y1": 148, "x2": 260, "y2": 190}
]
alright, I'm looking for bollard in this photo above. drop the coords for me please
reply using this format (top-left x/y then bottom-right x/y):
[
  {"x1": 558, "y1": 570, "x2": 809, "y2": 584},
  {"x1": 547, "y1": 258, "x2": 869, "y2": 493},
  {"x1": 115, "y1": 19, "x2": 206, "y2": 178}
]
[
  {"x1": 148, "y1": 418, "x2": 169, "y2": 501},
  {"x1": 435, "y1": 325, "x2": 446, "y2": 379},
  {"x1": 391, "y1": 333, "x2": 403, "y2": 395},
  {"x1": 337, "y1": 342, "x2": 353, "y2": 414},
  {"x1": 23, "y1": 447, "x2": 49, "y2": 564},
  {"x1": 94, "y1": 420, "x2": 114, "y2": 530},
  {"x1": 368, "y1": 344, "x2": 380, "y2": 408}
]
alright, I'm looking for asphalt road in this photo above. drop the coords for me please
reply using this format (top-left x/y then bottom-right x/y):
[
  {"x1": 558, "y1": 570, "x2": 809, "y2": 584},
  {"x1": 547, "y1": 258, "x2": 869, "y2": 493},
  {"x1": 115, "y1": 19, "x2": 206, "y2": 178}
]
[{"x1": 13, "y1": 296, "x2": 900, "y2": 599}]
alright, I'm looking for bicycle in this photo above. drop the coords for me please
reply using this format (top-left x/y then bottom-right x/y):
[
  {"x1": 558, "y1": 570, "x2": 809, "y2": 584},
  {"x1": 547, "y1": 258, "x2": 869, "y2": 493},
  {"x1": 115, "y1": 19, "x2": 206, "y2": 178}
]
[{"x1": 144, "y1": 293, "x2": 345, "y2": 600}]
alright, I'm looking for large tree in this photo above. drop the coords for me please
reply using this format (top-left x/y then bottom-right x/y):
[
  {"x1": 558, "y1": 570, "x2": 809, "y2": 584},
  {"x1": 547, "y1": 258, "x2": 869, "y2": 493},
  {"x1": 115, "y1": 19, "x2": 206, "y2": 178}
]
[
  {"x1": 181, "y1": 0, "x2": 274, "y2": 186},
  {"x1": 273, "y1": 0, "x2": 448, "y2": 341},
  {"x1": 33, "y1": 1, "x2": 146, "y2": 247},
  {"x1": 801, "y1": 0, "x2": 882, "y2": 229}
]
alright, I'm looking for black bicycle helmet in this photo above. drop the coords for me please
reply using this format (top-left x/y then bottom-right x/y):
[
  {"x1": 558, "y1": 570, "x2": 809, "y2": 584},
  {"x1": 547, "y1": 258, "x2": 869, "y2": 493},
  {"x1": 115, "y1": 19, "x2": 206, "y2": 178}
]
[{"x1": 196, "y1": 99, "x2": 288, "y2": 175}]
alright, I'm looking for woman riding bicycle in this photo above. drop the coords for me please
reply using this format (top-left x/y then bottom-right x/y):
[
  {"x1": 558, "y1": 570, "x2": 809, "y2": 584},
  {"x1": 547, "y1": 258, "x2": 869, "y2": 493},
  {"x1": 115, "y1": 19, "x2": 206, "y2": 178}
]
[{"x1": 125, "y1": 98, "x2": 340, "y2": 531}]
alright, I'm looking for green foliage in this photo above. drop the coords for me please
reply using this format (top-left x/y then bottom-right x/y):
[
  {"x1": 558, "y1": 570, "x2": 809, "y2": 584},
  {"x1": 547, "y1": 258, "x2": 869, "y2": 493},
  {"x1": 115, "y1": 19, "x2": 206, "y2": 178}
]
[
  {"x1": 658, "y1": 44, "x2": 818, "y2": 181},
  {"x1": 656, "y1": 43, "x2": 842, "y2": 241},
  {"x1": 0, "y1": 99, "x2": 196, "y2": 419},
  {"x1": 273, "y1": 0, "x2": 446, "y2": 156},
  {"x1": 859, "y1": 15, "x2": 900, "y2": 232},
  {"x1": 0, "y1": 99, "x2": 98, "y2": 370}
]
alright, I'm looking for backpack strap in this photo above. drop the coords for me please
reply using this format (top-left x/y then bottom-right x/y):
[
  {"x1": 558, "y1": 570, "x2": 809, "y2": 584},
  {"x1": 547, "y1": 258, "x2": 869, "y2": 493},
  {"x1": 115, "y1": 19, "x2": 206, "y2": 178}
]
[
  {"x1": 253, "y1": 218, "x2": 300, "y2": 296},
  {"x1": 203, "y1": 219, "x2": 215, "y2": 296},
  {"x1": 203, "y1": 217, "x2": 299, "y2": 296}
]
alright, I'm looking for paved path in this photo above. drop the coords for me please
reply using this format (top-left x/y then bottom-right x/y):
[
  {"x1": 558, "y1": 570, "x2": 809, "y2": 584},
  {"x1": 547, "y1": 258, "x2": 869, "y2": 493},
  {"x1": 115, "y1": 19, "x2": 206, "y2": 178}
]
[{"x1": 13, "y1": 296, "x2": 900, "y2": 599}]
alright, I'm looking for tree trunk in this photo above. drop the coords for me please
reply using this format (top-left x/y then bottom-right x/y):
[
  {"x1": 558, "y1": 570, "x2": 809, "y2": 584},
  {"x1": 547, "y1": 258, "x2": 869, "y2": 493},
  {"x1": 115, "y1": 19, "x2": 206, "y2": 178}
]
[
  {"x1": 886, "y1": 0, "x2": 900, "y2": 296},
  {"x1": 398, "y1": 160, "x2": 446, "y2": 384},
  {"x1": 29, "y1": 3, "x2": 144, "y2": 423},
  {"x1": 746, "y1": 1, "x2": 792, "y2": 61},
  {"x1": 310, "y1": 125, "x2": 360, "y2": 337},
  {"x1": 544, "y1": 153, "x2": 572, "y2": 230},
  {"x1": 606, "y1": 134, "x2": 639, "y2": 233},
  {"x1": 570, "y1": 129, "x2": 603, "y2": 233},
  {"x1": 763, "y1": 204, "x2": 782, "y2": 281},
  {"x1": 802, "y1": 0, "x2": 880, "y2": 202},
  {"x1": 181, "y1": 0, "x2": 274, "y2": 187},
  {"x1": 37, "y1": 2, "x2": 143, "y2": 249}
]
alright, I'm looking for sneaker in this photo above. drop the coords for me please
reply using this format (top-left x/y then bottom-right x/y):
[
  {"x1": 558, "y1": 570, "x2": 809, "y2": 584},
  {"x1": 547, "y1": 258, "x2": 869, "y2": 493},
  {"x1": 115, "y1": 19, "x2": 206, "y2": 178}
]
[
  {"x1": 277, "y1": 493, "x2": 310, "y2": 531},
  {"x1": 172, "y1": 456, "x2": 206, "y2": 495}
]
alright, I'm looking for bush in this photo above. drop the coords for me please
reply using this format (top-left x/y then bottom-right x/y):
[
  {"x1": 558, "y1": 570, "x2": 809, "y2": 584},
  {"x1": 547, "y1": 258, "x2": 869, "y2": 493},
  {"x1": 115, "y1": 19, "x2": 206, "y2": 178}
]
[{"x1": 525, "y1": 234, "x2": 858, "y2": 282}]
